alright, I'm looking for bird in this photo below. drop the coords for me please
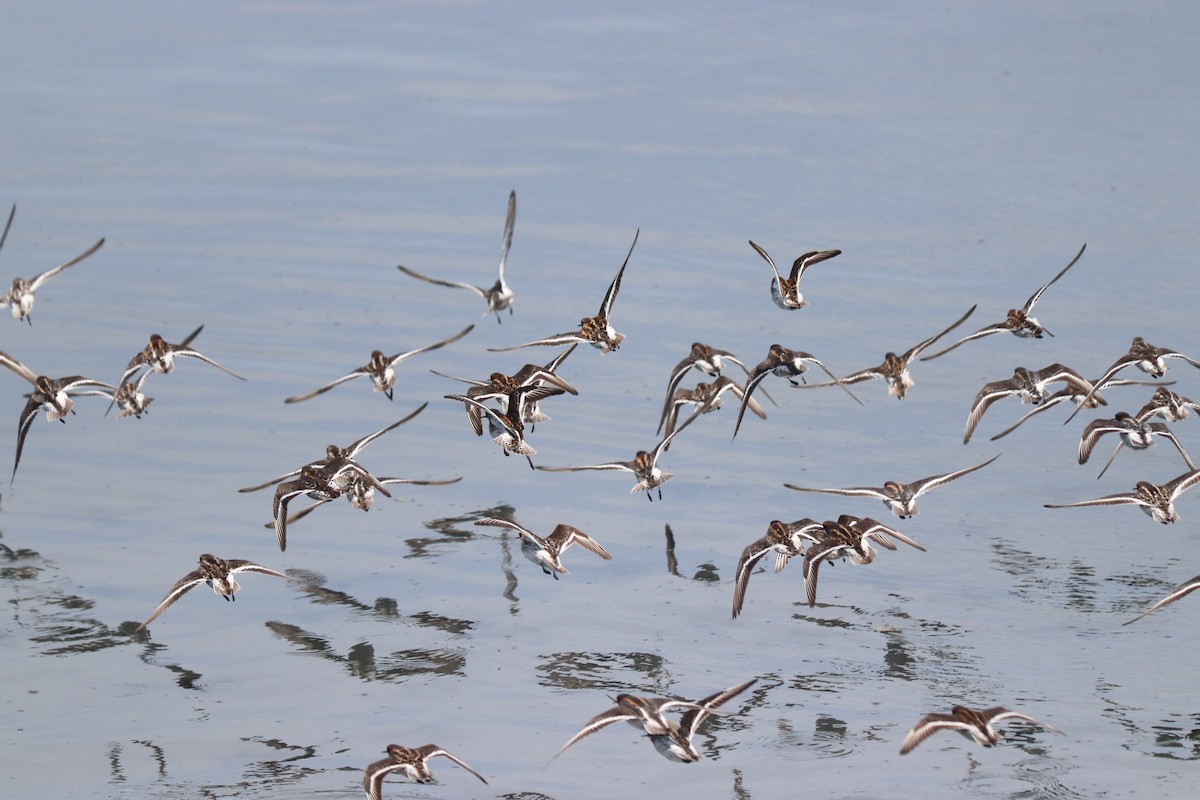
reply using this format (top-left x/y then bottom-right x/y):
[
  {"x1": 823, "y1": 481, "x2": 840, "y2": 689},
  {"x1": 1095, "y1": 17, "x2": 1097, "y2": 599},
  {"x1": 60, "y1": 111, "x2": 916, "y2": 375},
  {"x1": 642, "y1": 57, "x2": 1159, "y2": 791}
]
[
  {"x1": 748, "y1": 239, "x2": 841, "y2": 310},
  {"x1": 433, "y1": 352, "x2": 578, "y2": 434},
  {"x1": 272, "y1": 462, "x2": 392, "y2": 551},
  {"x1": 795, "y1": 305, "x2": 976, "y2": 400},
  {"x1": 783, "y1": 453, "x2": 1000, "y2": 519},
  {"x1": 656, "y1": 342, "x2": 754, "y2": 435},
  {"x1": 1065, "y1": 337, "x2": 1200, "y2": 423},
  {"x1": 107, "y1": 369, "x2": 156, "y2": 419},
  {"x1": 284, "y1": 324, "x2": 474, "y2": 402},
  {"x1": 238, "y1": 404, "x2": 430, "y2": 494},
  {"x1": 445, "y1": 384, "x2": 566, "y2": 468},
  {"x1": 473, "y1": 517, "x2": 611, "y2": 579},
  {"x1": 1123, "y1": 574, "x2": 1200, "y2": 625},
  {"x1": 118, "y1": 326, "x2": 244, "y2": 388},
  {"x1": 920, "y1": 243, "x2": 1086, "y2": 361},
  {"x1": 551, "y1": 679, "x2": 757, "y2": 763},
  {"x1": 646, "y1": 679, "x2": 758, "y2": 762},
  {"x1": 1044, "y1": 468, "x2": 1200, "y2": 524},
  {"x1": 549, "y1": 692, "x2": 713, "y2": 763},
  {"x1": 732, "y1": 344, "x2": 861, "y2": 439},
  {"x1": 731, "y1": 519, "x2": 824, "y2": 618},
  {"x1": 899, "y1": 705, "x2": 1060, "y2": 754},
  {"x1": 963, "y1": 364, "x2": 1095, "y2": 444},
  {"x1": 661, "y1": 375, "x2": 765, "y2": 446},
  {"x1": 0, "y1": 349, "x2": 116, "y2": 480},
  {"x1": 1078, "y1": 411, "x2": 1195, "y2": 479},
  {"x1": 136, "y1": 554, "x2": 292, "y2": 631},
  {"x1": 1137, "y1": 386, "x2": 1200, "y2": 423},
  {"x1": 987, "y1": 378, "x2": 1168, "y2": 441},
  {"x1": 363, "y1": 743, "x2": 486, "y2": 799},
  {"x1": 272, "y1": 474, "x2": 463, "y2": 528},
  {"x1": 535, "y1": 415, "x2": 695, "y2": 501},
  {"x1": 488, "y1": 230, "x2": 637, "y2": 354},
  {"x1": 802, "y1": 516, "x2": 926, "y2": 607},
  {"x1": 0, "y1": 205, "x2": 104, "y2": 323},
  {"x1": 397, "y1": 190, "x2": 517, "y2": 322}
]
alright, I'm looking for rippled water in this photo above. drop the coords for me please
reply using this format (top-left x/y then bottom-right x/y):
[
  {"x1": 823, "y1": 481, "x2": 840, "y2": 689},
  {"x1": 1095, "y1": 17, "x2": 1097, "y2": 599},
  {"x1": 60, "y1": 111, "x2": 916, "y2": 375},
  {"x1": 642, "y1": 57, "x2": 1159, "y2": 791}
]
[{"x1": 3, "y1": 3, "x2": 1199, "y2": 799}]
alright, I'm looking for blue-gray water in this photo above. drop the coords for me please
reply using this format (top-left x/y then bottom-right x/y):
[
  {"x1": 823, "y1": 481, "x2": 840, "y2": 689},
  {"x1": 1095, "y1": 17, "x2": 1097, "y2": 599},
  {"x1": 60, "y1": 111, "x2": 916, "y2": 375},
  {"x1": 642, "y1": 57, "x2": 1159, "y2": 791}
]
[{"x1": 2, "y1": 2, "x2": 1199, "y2": 798}]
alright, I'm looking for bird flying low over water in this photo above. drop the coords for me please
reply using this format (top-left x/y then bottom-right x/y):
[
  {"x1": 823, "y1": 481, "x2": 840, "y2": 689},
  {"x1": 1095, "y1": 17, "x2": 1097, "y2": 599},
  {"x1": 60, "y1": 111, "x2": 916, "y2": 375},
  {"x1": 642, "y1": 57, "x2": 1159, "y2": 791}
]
[
  {"x1": 899, "y1": 705, "x2": 1061, "y2": 754},
  {"x1": 488, "y1": 230, "x2": 637, "y2": 354},
  {"x1": 1123, "y1": 574, "x2": 1200, "y2": 625},
  {"x1": 474, "y1": 516, "x2": 611, "y2": 579},
  {"x1": 285, "y1": 324, "x2": 474, "y2": 403},
  {"x1": 397, "y1": 190, "x2": 517, "y2": 322},
  {"x1": 363, "y1": 743, "x2": 487, "y2": 799},
  {"x1": 1065, "y1": 337, "x2": 1200, "y2": 423},
  {"x1": 963, "y1": 364, "x2": 1095, "y2": 444},
  {"x1": 1044, "y1": 467, "x2": 1200, "y2": 525},
  {"x1": 136, "y1": 553, "x2": 292, "y2": 631},
  {"x1": 733, "y1": 344, "x2": 861, "y2": 439},
  {"x1": 921, "y1": 243, "x2": 1086, "y2": 361},
  {"x1": 0, "y1": 204, "x2": 105, "y2": 324},
  {"x1": 749, "y1": 239, "x2": 842, "y2": 310}
]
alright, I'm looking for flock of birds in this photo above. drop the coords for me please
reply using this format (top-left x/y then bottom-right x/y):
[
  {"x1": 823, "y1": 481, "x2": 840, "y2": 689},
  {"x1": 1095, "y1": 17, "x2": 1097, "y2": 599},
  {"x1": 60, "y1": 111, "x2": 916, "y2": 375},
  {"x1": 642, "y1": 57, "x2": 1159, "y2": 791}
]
[{"x1": 4, "y1": 193, "x2": 1198, "y2": 796}]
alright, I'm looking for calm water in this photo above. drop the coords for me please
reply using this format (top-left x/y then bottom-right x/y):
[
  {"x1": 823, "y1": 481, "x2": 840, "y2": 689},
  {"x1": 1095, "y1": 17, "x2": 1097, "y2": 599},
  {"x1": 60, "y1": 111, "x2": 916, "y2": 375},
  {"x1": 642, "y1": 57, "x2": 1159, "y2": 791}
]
[{"x1": 3, "y1": 3, "x2": 1199, "y2": 798}]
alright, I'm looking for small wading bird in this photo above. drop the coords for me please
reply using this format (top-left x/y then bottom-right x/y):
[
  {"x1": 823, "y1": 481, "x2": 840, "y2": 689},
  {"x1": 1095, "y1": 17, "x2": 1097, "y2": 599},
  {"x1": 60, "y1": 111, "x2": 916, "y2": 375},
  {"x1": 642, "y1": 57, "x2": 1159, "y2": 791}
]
[
  {"x1": 662, "y1": 375, "x2": 765, "y2": 447},
  {"x1": 285, "y1": 324, "x2": 474, "y2": 403},
  {"x1": 1123, "y1": 574, "x2": 1200, "y2": 625},
  {"x1": 802, "y1": 516, "x2": 926, "y2": 607},
  {"x1": 731, "y1": 518, "x2": 824, "y2": 618},
  {"x1": 963, "y1": 364, "x2": 1095, "y2": 444},
  {"x1": 656, "y1": 342, "x2": 758, "y2": 435},
  {"x1": 550, "y1": 678, "x2": 757, "y2": 763},
  {"x1": 433, "y1": 349, "x2": 578, "y2": 434},
  {"x1": 733, "y1": 344, "x2": 861, "y2": 439},
  {"x1": 535, "y1": 414, "x2": 696, "y2": 501},
  {"x1": 899, "y1": 705, "x2": 1061, "y2": 754},
  {"x1": 473, "y1": 516, "x2": 611, "y2": 579},
  {"x1": 0, "y1": 204, "x2": 106, "y2": 323},
  {"x1": 397, "y1": 190, "x2": 517, "y2": 322},
  {"x1": 1078, "y1": 411, "x2": 1195, "y2": 479},
  {"x1": 272, "y1": 462, "x2": 391, "y2": 551},
  {"x1": 794, "y1": 305, "x2": 977, "y2": 400},
  {"x1": 748, "y1": 239, "x2": 841, "y2": 310},
  {"x1": 136, "y1": 553, "x2": 292, "y2": 631},
  {"x1": 1137, "y1": 386, "x2": 1200, "y2": 423},
  {"x1": 0, "y1": 349, "x2": 115, "y2": 480},
  {"x1": 921, "y1": 243, "x2": 1086, "y2": 361},
  {"x1": 363, "y1": 743, "x2": 487, "y2": 800},
  {"x1": 1044, "y1": 467, "x2": 1200, "y2": 525},
  {"x1": 987, "y1": 377, "x2": 1169, "y2": 441},
  {"x1": 488, "y1": 230, "x2": 637, "y2": 354},
  {"x1": 784, "y1": 454, "x2": 1000, "y2": 519},
  {"x1": 1066, "y1": 337, "x2": 1200, "y2": 423},
  {"x1": 445, "y1": 383, "x2": 567, "y2": 468}
]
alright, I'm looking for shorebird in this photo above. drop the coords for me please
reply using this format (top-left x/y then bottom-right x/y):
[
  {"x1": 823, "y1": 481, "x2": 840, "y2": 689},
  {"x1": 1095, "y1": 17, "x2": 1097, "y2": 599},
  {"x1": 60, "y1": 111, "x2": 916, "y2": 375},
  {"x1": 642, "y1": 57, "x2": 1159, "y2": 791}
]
[
  {"x1": 749, "y1": 239, "x2": 841, "y2": 310},
  {"x1": 488, "y1": 230, "x2": 637, "y2": 354},
  {"x1": 662, "y1": 376, "x2": 765, "y2": 446},
  {"x1": 445, "y1": 384, "x2": 566, "y2": 468},
  {"x1": 1066, "y1": 337, "x2": 1200, "y2": 423},
  {"x1": 0, "y1": 349, "x2": 115, "y2": 480},
  {"x1": 433, "y1": 351, "x2": 578, "y2": 433},
  {"x1": 535, "y1": 415, "x2": 695, "y2": 501},
  {"x1": 285, "y1": 324, "x2": 473, "y2": 403},
  {"x1": 795, "y1": 305, "x2": 976, "y2": 400},
  {"x1": 988, "y1": 378, "x2": 1167, "y2": 441},
  {"x1": 136, "y1": 554, "x2": 292, "y2": 631},
  {"x1": 731, "y1": 519, "x2": 824, "y2": 618},
  {"x1": 733, "y1": 344, "x2": 861, "y2": 439},
  {"x1": 363, "y1": 743, "x2": 486, "y2": 799},
  {"x1": 474, "y1": 517, "x2": 611, "y2": 579},
  {"x1": 118, "y1": 326, "x2": 244, "y2": 386},
  {"x1": 963, "y1": 364, "x2": 1095, "y2": 444},
  {"x1": 921, "y1": 243, "x2": 1086, "y2": 361},
  {"x1": 396, "y1": 190, "x2": 517, "y2": 322},
  {"x1": 1078, "y1": 411, "x2": 1195, "y2": 479},
  {"x1": 239, "y1": 404, "x2": 430, "y2": 494},
  {"x1": 0, "y1": 205, "x2": 105, "y2": 323},
  {"x1": 551, "y1": 679, "x2": 757, "y2": 763},
  {"x1": 802, "y1": 516, "x2": 926, "y2": 607},
  {"x1": 656, "y1": 342, "x2": 755, "y2": 435},
  {"x1": 784, "y1": 454, "x2": 1000, "y2": 519},
  {"x1": 1124, "y1": 574, "x2": 1200, "y2": 625},
  {"x1": 1137, "y1": 386, "x2": 1200, "y2": 423},
  {"x1": 1044, "y1": 467, "x2": 1200, "y2": 524},
  {"x1": 899, "y1": 705, "x2": 1060, "y2": 754},
  {"x1": 272, "y1": 463, "x2": 391, "y2": 551}
]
